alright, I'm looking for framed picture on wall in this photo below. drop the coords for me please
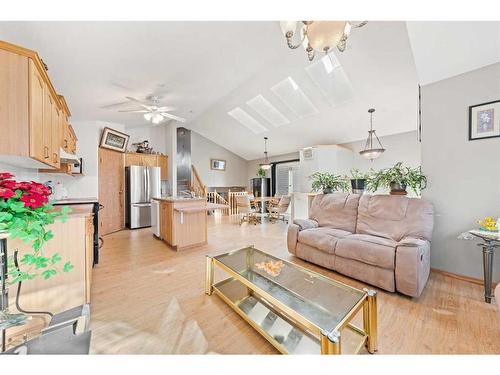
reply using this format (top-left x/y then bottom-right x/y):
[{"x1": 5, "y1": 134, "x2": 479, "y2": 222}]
[
  {"x1": 99, "y1": 127, "x2": 130, "y2": 152},
  {"x1": 210, "y1": 159, "x2": 226, "y2": 171},
  {"x1": 469, "y1": 100, "x2": 500, "y2": 141}
]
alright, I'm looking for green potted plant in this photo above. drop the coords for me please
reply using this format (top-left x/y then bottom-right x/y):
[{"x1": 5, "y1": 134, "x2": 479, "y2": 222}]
[
  {"x1": 0, "y1": 172, "x2": 72, "y2": 283},
  {"x1": 349, "y1": 168, "x2": 371, "y2": 193},
  {"x1": 366, "y1": 162, "x2": 427, "y2": 195},
  {"x1": 309, "y1": 172, "x2": 349, "y2": 194},
  {"x1": 256, "y1": 167, "x2": 266, "y2": 178}
]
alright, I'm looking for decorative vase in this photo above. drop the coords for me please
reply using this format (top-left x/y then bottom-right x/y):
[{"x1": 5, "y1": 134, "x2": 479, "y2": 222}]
[
  {"x1": 350, "y1": 179, "x2": 366, "y2": 194},
  {"x1": 322, "y1": 188, "x2": 333, "y2": 194},
  {"x1": 389, "y1": 182, "x2": 407, "y2": 195}
]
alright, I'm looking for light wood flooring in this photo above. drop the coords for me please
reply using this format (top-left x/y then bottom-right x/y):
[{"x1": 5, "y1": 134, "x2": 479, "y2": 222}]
[{"x1": 90, "y1": 215, "x2": 500, "y2": 354}]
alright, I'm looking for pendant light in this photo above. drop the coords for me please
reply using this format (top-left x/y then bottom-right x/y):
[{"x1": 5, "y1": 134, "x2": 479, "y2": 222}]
[
  {"x1": 260, "y1": 137, "x2": 272, "y2": 170},
  {"x1": 360, "y1": 108, "x2": 385, "y2": 160}
]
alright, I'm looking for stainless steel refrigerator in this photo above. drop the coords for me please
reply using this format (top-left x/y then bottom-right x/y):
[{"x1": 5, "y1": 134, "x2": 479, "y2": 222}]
[{"x1": 125, "y1": 166, "x2": 161, "y2": 229}]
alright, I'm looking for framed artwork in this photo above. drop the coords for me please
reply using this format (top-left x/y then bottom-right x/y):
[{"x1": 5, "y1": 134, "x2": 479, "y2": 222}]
[
  {"x1": 99, "y1": 127, "x2": 130, "y2": 152},
  {"x1": 469, "y1": 100, "x2": 500, "y2": 141},
  {"x1": 210, "y1": 159, "x2": 226, "y2": 171}
]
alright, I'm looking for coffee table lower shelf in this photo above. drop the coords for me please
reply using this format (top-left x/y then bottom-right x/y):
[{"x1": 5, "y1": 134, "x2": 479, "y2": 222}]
[{"x1": 212, "y1": 277, "x2": 368, "y2": 355}]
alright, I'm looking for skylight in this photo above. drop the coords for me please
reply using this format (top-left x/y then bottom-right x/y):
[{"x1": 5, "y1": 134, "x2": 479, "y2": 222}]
[
  {"x1": 305, "y1": 52, "x2": 354, "y2": 106},
  {"x1": 227, "y1": 107, "x2": 268, "y2": 134},
  {"x1": 270, "y1": 77, "x2": 318, "y2": 118},
  {"x1": 246, "y1": 95, "x2": 290, "y2": 127}
]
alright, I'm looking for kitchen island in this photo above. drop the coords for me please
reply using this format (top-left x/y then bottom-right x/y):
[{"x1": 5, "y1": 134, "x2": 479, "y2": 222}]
[{"x1": 153, "y1": 197, "x2": 228, "y2": 250}]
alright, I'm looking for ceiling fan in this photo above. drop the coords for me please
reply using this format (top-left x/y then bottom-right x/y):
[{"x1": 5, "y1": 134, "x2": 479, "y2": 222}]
[{"x1": 118, "y1": 96, "x2": 186, "y2": 124}]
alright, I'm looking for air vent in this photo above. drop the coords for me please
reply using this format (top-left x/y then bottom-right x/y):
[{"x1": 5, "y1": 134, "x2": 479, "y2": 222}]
[{"x1": 302, "y1": 147, "x2": 314, "y2": 160}]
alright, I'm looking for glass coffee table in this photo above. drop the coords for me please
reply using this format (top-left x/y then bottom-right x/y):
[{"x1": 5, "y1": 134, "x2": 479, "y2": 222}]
[{"x1": 205, "y1": 246, "x2": 377, "y2": 355}]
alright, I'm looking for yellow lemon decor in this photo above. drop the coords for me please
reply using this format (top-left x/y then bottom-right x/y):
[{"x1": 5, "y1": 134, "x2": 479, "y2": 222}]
[{"x1": 478, "y1": 217, "x2": 498, "y2": 232}]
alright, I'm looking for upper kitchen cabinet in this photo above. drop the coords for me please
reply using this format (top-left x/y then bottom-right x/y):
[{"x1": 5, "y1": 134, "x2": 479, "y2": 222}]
[
  {"x1": 59, "y1": 95, "x2": 78, "y2": 155},
  {"x1": 125, "y1": 152, "x2": 168, "y2": 181},
  {"x1": 0, "y1": 40, "x2": 70, "y2": 169}
]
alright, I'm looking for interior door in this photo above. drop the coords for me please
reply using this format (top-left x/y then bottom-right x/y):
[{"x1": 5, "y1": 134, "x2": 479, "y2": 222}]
[{"x1": 98, "y1": 147, "x2": 125, "y2": 236}]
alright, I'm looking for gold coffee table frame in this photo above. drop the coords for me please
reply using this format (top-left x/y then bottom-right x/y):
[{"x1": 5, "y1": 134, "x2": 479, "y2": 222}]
[{"x1": 205, "y1": 246, "x2": 377, "y2": 355}]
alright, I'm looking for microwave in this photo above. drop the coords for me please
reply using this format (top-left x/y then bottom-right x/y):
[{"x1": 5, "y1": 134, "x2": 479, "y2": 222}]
[{"x1": 71, "y1": 158, "x2": 83, "y2": 175}]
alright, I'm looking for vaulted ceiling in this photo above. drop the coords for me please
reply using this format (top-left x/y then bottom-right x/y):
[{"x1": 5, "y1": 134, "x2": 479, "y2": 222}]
[{"x1": 0, "y1": 21, "x2": 498, "y2": 160}]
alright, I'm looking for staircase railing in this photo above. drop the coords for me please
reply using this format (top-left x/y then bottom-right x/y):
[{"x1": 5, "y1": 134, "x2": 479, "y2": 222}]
[
  {"x1": 228, "y1": 191, "x2": 249, "y2": 215},
  {"x1": 190, "y1": 165, "x2": 207, "y2": 198},
  {"x1": 207, "y1": 191, "x2": 230, "y2": 215}
]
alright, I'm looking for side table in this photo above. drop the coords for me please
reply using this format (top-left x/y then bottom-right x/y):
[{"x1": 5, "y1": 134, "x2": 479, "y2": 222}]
[{"x1": 468, "y1": 230, "x2": 500, "y2": 303}]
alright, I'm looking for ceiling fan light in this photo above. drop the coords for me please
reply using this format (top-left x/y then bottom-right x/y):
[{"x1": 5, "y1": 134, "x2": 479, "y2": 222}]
[
  {"x1": 152, "y1": 113, "x2": 163, "y2": 124},
  {"x1": 143, "y1": 112, "x2": 153, "y2": 121}
]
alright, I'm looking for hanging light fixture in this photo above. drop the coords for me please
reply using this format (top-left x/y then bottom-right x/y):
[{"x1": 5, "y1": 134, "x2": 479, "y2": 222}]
[
  {"x1": 279, "y1": 21, "x2": 367, "y2": 61},
  {"x1": 360, "y1": 108, "x2": 385, "y2": 160},
  {"x1": 260, "y1": 137, "x2": 272, "y2": 170}
]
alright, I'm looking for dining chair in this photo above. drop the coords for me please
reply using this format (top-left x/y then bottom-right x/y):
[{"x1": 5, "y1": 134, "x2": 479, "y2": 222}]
[
  {"x1": 235, "y1": 194, "x2": 259, "y2": 225},
  {"x1": 267, "y1": 195, "x2": 291, "y2": 223}
]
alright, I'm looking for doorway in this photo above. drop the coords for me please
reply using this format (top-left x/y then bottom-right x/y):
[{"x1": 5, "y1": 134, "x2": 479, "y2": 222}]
[{"x1": 98, "y1": 147, "x2": 125, "y2": 235}]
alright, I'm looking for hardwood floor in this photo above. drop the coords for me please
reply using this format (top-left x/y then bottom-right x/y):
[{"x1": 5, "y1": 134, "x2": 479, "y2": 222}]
[{"x1": 90, "y1": 215, "x2": 500, "y2": 354}]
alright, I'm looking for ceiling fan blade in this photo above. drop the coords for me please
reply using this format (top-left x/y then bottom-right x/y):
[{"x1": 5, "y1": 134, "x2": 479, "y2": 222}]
[
  {"x1": 118, "y1": 109, "x2": 149, "y2": 113},
  {"x1": 160, "y1": 112, "x2": 186, "y2": 123},
  {"x1": 125, "y1": 96, "x2": 153, "y2": 111},
  {"x1": 157, "y1": 106, "x2": 176, "y2": 112},
  {"x1": 100, "y1": 101, "x2": 132, "y2": 109}
]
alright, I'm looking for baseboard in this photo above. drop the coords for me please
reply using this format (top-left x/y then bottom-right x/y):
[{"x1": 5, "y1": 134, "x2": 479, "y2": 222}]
[{"x1": 431, "y1": 268, "x2": 497, "y2": 288}]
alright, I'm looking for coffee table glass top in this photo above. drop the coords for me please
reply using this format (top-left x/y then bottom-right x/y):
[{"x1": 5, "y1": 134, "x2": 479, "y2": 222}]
[{"x1": 213, "y1": 247, "x2": 365, "y2": 333}]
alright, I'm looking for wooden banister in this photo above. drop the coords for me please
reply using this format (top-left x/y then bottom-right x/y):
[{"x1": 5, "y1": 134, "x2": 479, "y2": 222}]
[{"x1": 190, "y1": 164, "x2": 207, "y2": 197}]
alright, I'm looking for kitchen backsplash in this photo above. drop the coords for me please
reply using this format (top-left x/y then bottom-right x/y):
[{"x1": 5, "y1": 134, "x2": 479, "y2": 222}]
[{"x1": 0, "y1": 162, "x2": 95, "y2": 199}]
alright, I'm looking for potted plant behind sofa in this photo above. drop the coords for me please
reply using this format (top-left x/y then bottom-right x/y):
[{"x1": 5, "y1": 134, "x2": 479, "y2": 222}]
[
  {"x1": 349, "y1": 168, "x2": 371, "y2": 193},
  {"x1": 367, "y1": 162, "x2": 427, "y2": 195},
  {"x1": 309, "y1": 172, "x2": 349, "y2": 194}
]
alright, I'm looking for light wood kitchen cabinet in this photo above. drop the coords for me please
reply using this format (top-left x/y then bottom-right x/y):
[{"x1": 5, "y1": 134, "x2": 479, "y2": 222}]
[
  {"x1": 29, "y1": 59, "x2": 46, "y2": 163},
  {"x1": 157, "y1": 155, "x2": 168, "y2": 180},
  {"x1": 0, "y1": 40, "x2": 70, "y2": 169},
  {"x1": 142, "y1": 154, "x2": 157, "y2": 167},
  {"x1": 125, "y1": 152, "x2": 168, "y2": 181}
]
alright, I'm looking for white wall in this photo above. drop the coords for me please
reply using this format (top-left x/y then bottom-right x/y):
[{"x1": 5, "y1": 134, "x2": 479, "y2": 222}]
[
  {"x1": 246, "y1": 152, "x2": 300, "y2": 183},
  {"x1": 191, "y1": 131, "x2": 248, "y2": 187},
  {"x1": 0, "y1": 120, "x2": 126, "y2": 199},
  {"x1": 341, "y1": 131, "x2": 421, "y2": 172},
  {"x1": 421, "y1": 62, "x2": 500, "y2": 281}
]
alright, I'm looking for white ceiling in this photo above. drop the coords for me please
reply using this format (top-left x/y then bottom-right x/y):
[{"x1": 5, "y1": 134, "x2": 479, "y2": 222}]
[
  {"x1": 407, "y1": 21, "x2": 500, "y2": 85},
  {"x1": 0, "y1": 21, "x2": 498, "y2": 160}
]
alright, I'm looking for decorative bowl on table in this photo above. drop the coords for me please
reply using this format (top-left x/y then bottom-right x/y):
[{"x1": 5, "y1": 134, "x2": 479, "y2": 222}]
[{"x1": 478, "y1": 217, "x2": 499, "y2": 232}]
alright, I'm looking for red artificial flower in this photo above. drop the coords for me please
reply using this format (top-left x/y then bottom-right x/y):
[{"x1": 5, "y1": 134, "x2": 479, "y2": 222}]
[
  {"x1": 0, "y1": 179, "x2": 17, "y2": 189},
  {"x1": 29, "y1": 182, "x2": 51, "y2": 197},
  {"x1": 20, "y1": 193, "x2": 48, "y2": 209},
  {"x1": 0, "y1": 187, "x2": 15, "y2": 199},
  {"x1": 0, "y1": 172, "x2": 14, "y2": 181}
]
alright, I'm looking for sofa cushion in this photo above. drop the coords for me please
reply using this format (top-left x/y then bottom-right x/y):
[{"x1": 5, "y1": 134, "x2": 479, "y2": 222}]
[
  {"x1": 356, "y1": 194, "x2": 434, "y2": 242},
  {"x1": 298, "y1": 227, "x2": 351, "y2": 254},
  {"x1": 309, "y1": 193, "x2": 360, "y2": 233},
  {"x1": 335, "y1": 234, "x2": 397, "y2": 269}
]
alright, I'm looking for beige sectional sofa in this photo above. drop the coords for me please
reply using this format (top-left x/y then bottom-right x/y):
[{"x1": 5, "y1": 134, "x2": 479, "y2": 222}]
[{"x1": 287, "y1": 193, "x2": 434, "y2": 297}]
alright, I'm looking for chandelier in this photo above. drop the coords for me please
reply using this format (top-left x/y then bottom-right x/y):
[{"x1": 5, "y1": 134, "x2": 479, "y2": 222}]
[
  {"x1": 360, "y1": 108, "x2": 385, "y2": 160},
  {"x1": 279, "y1": 21, "x2": 367, "y2": 61},
  {"x1": 260, "y1": 137, "x2": 272, "y2": 170}
]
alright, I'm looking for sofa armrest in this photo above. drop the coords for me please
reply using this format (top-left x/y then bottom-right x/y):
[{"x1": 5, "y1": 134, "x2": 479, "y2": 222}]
[
  {"x1": 395, "y1": 238, "x2": 431, "y2": 297},
  {"x1": 287, "y1": 224, "x2": 300, "y2": 254},
  {"x1": 293, "y1": 219, "x2": 318, "y2": 231}
]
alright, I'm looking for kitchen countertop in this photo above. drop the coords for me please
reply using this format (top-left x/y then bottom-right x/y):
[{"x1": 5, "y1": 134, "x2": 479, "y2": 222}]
[
  {"x1": 153, "y1": 196, "x2": 206, "y2": 203},
  {"x1": 52, "y1": 197, "x2": 99, "y2": 205}
]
